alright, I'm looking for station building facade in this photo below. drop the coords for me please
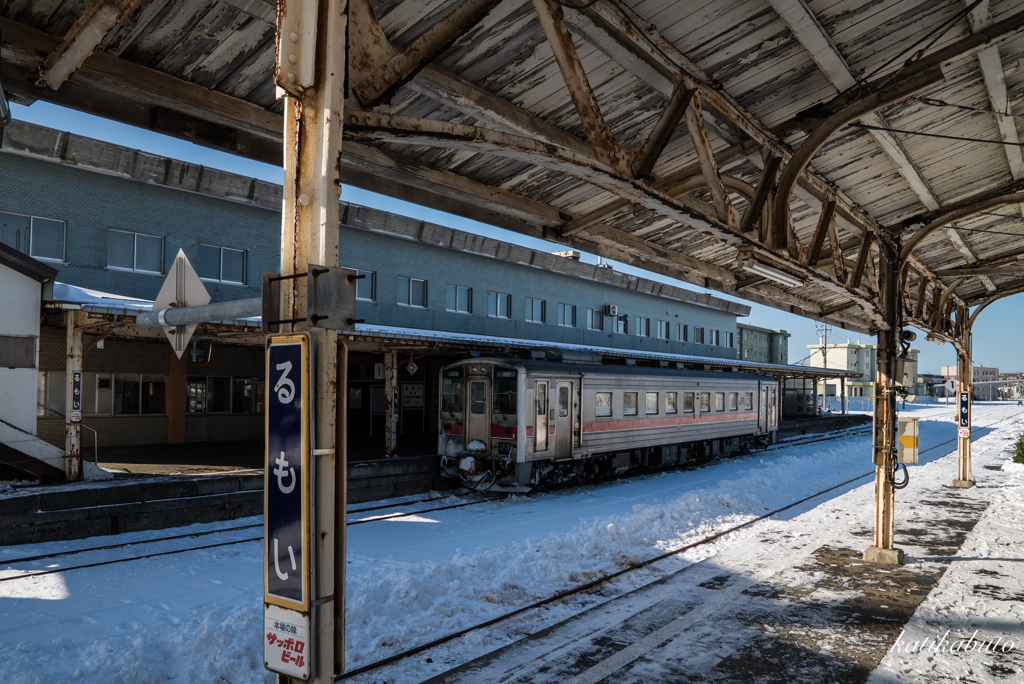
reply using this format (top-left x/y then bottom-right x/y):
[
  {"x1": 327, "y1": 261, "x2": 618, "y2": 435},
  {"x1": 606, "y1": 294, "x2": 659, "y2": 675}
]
[
  {"x1": 1, "y1": 120, "x2": 749, "y2": 454},
  {"x1": 736, "y1": 324, "x2": 790, "y2": 364}
]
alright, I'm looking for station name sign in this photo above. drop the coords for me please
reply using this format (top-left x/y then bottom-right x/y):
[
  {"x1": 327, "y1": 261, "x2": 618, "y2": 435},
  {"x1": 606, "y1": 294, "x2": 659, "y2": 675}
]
[
  {"x1": 958, "y1": 391, "x2": 970, "y2": 439},
  {"x1": 264, "y1": 333, "x2": 313, "y2": 681}
]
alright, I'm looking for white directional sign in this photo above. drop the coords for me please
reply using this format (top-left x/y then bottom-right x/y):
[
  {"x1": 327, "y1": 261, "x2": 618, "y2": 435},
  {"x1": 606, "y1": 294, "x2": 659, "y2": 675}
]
[
  {"x1": 153, "y1": 249, "x2": 210, "y2": 358},
  {"x1": 264, "y1": 333, "x2": 312, "y2": 681}
]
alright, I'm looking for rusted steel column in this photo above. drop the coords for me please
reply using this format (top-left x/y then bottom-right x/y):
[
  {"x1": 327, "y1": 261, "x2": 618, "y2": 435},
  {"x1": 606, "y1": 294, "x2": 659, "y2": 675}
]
[
  {"x1": 954, "y1": 332, "x2": 975, "y2": 487},
  {"x1": 865, "y1": 236, "x2": 903, "y2": 565},
  {"x1": 64, "y1": 310, "x2": 84, "y2": 482},
  {"x1": 384, "y1": 351, "x2": 398, "y2": 456},
  {"x1": 276, "y1": 0, "x2": 347, "y2": 678}
]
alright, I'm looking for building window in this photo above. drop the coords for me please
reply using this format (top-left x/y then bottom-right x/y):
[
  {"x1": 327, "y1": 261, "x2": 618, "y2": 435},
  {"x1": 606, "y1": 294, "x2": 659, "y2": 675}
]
[
  {"x1": 729, "y1": 392, "x2": 738, "y2": 410},
  {"x1": 744, "y1": 331, "x2": 749, "y2": 341},
  {"x1": 694, "y1": 327, "x2": 705, "y2": 344},
  {"x1": 657, "y1": 321, "x2": 669, "y2": 339},
  {"x1": 666, "y1": 392, "x2": 678, "y2": 414},
  {"x1": 596, "y1": 392, "x2": 612, "y2": 417},
  {"x1": 0, "y1": 211, "x2": 66, "y2": 262},
  {"x1": 711, "y1": 329, "x2": 721, "y2": 346},
  {"x1": 678, "y1": 324, "x2": 688, "y2": 342},
  {"x1": 615, "y1": 314, "x2": 628, "y2": 334},
  {"x1": 354, "y1": 269, "x2": 376, "y2": 301},
  {"x1": 587, "y1": 308, "x2": 603, "y2": 331},
  {"x1": 557, "y1": 303, "x2": 576, "y2": 327},
  {"x1": 744, "y1": 349, "x2": 749, "y2": 359},
  {"x1": 725, "y1": 332, "x2": 734, "y2": 348},
  {"x1": 108, "y1": 229, "x2": 163, "y2": 274},
  {"x1": 487, "y1": 291, "x2": 511, "y2": 318},
  {"x1": 187, "y1": 376, "x2": 264, "y2": 413},
  {"x1": 715, "y1": 392, "x2": 725, "y2": 411},
  {"x1": 623, "y1": 392, "x2": 638, "y2": 416},
  {"x1": 645, "y1": 392, "x2": 658, "y2": 415},
  {"x1": 445, "y1": 284, "x2": 472, "y2": 313},
  {"x1": 526, "y1": 297, "x2": 546, "y2": 323},
  {"x1": 636, "y1": 317, "x2": 650, "y2": 337},
  {"x1": 198, "y1": 244, "x2": 246, "y2": 284},
  {"x1": 397, "y1": 276, "x2": 427, "y2": 307}
]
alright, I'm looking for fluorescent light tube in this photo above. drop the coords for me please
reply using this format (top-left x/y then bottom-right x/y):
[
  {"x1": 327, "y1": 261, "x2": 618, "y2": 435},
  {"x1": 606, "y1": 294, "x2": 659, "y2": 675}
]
[{"x1": 736, "y1": 253, "x2": 804, "y2": 288}]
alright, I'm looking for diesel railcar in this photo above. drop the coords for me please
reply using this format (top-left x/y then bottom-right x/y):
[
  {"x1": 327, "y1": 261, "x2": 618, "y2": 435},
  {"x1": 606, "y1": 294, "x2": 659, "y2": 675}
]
[{"x1": 438, "y1": 358, "x2": 778, "y2": 490}]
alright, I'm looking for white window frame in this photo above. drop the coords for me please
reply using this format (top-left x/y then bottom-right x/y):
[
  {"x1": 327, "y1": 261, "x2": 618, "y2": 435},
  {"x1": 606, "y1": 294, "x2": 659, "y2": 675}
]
[
  {"x1": 587, "y1": 308, "x2": 603, "y2": 331},
  {"x1": 615, "y1": 314, "x2": 627, "y2": 334},
  {"x1": 107, "y1": 229, "x2": 164, "y2": 275},
  {"x1": 488, "y1": 291, "x2": 511, "y2": 319},
  {"x1": 445, "y1": 284, "x2": 472, "y2": 314},
  {"x1": 557, "y1": 303, "x2": 576, "y2": 327},
  {"x1": 198, "y1": 244, "x2": 246, "y2": 285},
  {"x1": 397, "y1": 276, "x2": 428, "y2": 308},
  {"x1": 657, "y1": 320, "x2": 669, "y2": 340},
  {"x1": 354, "y1": 269, "x2": 376, "y2": 302},
  {"x1": 526, "y1": 297, "x2": 546, "y2": 324},
  {"x1": 1, "y1": 211, "x2": 67, "y2": 263}
]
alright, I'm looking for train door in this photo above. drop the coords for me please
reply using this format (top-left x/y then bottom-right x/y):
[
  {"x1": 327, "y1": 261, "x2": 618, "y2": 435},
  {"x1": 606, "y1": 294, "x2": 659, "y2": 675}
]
[
  {"x1": 466, "y1": 377, "x2": 491, "y2": 451},
  {"x1": 554, "y1": 381, "x2": 573, "y2": 459},
  {"x1": 535, "y1": 380, "x2": 549, "y2": 452},
  {"x1": 759, "y1": 384, "x2": 769, "y2": 433}
]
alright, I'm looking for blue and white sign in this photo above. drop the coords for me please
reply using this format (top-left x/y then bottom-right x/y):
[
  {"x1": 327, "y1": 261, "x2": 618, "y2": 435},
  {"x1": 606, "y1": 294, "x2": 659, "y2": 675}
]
[
  {"x1": 71, "y1": 372, "x2": 82, "y2": 423},
  {"x1": 264, "y1": 334, "x2": 310, "y2": 608},
  {"x1": 958, "y1": 391, "x2": 970, "y2": 439},
  {"x1": 264, "y1": 334, "x2": 312, "y2": 680}
]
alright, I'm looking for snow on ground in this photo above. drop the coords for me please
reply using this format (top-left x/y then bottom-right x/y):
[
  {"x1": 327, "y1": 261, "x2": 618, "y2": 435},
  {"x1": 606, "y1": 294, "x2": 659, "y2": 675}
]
[{"x1": 1, "y1": 403, "x2": 1021, "y2": 684}]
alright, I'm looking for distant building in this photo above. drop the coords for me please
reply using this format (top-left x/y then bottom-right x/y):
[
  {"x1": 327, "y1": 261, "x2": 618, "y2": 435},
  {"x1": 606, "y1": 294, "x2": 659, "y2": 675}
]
[
  {"x1": 807, "y1": 340, "x2": 921, "y2": 398},
  {"x1": 918, "y1": 373, "x2": 950, "y2": 397},
  {"x1": 737, "y1": 324, "x2": 790, "y2": 364},
  {"x1": 940, "y1": 365, "x2": 1000, "y2": 400}
]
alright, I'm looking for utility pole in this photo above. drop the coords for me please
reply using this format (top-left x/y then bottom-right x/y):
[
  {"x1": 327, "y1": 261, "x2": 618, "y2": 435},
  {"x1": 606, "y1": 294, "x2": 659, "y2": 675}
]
[{"x1": 815, "y1": 322, "x2": 831, "y2": 411}]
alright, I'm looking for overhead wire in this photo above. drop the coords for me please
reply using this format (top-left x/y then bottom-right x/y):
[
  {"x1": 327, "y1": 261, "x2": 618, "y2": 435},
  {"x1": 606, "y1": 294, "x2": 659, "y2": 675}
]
[{"x1": 848, "y1": 122, "x2": 1024, "y2": 147}]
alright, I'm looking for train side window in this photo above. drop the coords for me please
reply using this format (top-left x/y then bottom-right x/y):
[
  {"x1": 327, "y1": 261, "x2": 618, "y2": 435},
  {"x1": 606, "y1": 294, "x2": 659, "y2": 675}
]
[
  {"x1": 700, "y1": 392, "x2": 710, "y2": 412},
  {"x1": 558, "y1": 386, "x2": 570, "y2": 416},
  {"x1": 729, "y1": 392, "x2": 738, "y2": 411},
  {"x1": 743, "y1": 392, "x2": 753, "y2": 410},
  {"x1": 441, "y1": 369, "x2": 464, "y2": 413},
  {"x1": 623, "y1": 392, "x2": 638, "y2": 416},
  {"x1": 470, "y1": 382, "x2": 487, "y2": 414},
  {"x1": 537, "y1": 382, "x2": 547, "y2": 416},
  {"x1": 683, "y1": 392, "x2": 694, "y2": 413},
  {"x1": 666, "y1": 392, "x2": 678, "y2": 414},
  {"x1": 715, "y1": 393, "x2": 725, "y2": 411},
  {"x1": 596, "y1": 392, "x2": 612, "y2": 417},
  {"x1": 645, "y1": 392, "x2": 658, "y2": 415}
]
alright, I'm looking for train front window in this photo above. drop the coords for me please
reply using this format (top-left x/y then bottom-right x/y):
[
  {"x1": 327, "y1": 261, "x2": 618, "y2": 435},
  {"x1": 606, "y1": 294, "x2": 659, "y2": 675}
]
[
  {"x1": 470, "y1": 381, "x2": 487, "y2": 414},
  {"x1": 493, "y1": 369, "x2": 517, "y2": 415},
  {"x1": 441, "y1": 368, "x2": 464, "y2": 412}
]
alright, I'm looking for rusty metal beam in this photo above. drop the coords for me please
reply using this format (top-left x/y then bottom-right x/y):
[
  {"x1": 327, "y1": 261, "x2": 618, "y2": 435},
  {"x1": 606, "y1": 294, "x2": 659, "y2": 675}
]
[
  {"x1": 36, "y1": 0, "x2": 150, "y2": 90},
  {"x1": 935, "y1": 264, "x2": 1024, "y2": 277},
  {"x1": 353, "y1": 0, "x2": 502, "y2": 106},
  {"x1": 804, "y1": 198, "x2": 836, "y2": 267},
  {"x1": 630, "y1": 80, "x2": 695, "y2": 179},
  {"x1": 775, "y1": 8, "x2": 1024, "y2": 252},
  {"x1": 899, "y1": 192, "x2": 1024, "y2": 271},
  {"x1": 740, "y1": 153, "x2": 781, "y2": 234},
  {"x1": 930, "y1": 277, "x2": 967, "y2": 330},
  {"x1": 848, "y1": 229, "x2": 873, "y2": 289},
  {"x1": 531, "y1": 0, "x2": 629, "y2": 173},
  {"x1": 914, "y1": 276, "x2": 929, "y2": 320},
  {"x1": 344, "y1": 111, "x2": 887, "y2": 327},
  {"x1": 684, "y1": 95, "x2": 735, "y2": 227}
]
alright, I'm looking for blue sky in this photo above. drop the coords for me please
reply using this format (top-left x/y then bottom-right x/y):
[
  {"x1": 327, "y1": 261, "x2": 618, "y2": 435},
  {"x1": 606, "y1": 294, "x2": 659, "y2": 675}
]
[{"x1": 11, "y1": 101, "x2": 1019, "y2": 375}]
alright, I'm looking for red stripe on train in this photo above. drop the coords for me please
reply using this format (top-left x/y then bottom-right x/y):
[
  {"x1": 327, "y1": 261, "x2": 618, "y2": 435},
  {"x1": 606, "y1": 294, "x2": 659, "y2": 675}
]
[
  {"x1": 582, "y1": 411, "x2": 759, "y2": 433},
  {"x1": 442, "y1": 422, "x2": 464, "y2": 436},
  {"x1": 491, "y1": 426, "x2": 517, "y2": 439}
]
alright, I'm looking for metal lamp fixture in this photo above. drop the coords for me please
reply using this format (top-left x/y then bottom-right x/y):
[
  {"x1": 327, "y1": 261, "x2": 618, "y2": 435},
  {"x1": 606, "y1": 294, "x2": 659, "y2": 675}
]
[{"x1": 736, "y1": 251, "x2": 804, "y2": 288}]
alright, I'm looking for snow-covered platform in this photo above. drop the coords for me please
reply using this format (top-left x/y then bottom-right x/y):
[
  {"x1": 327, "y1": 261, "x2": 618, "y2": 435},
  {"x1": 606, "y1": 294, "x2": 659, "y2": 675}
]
[{"x1": 426, "y1": 408, "x2": 1024, "y2": 684}]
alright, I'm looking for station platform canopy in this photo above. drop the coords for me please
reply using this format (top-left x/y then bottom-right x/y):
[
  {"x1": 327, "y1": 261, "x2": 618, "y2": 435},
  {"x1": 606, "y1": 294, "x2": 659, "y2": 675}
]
[{"x1": 5, "y1": 0, "x2": 1024, "y2": 343}]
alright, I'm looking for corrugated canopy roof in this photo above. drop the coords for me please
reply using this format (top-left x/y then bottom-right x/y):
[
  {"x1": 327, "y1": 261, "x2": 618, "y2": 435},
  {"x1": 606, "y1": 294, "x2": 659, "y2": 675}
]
[{"x1": 4, "y1": 0, "x2": 1024, "y2": 339}]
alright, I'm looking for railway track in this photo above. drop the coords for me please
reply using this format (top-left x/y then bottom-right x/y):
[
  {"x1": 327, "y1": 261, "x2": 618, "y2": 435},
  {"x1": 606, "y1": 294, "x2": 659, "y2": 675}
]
[
  {"x1": 334, "y1": 410, "x2": 1024, "y2": 681},
  {"x1": 0, "y1": 494, "x2": 501, "y2": 579}
]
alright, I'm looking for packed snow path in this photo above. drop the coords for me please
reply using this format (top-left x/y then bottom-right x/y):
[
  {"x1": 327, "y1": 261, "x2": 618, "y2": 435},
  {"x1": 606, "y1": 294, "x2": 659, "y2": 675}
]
[{"x1": 1, "y1": 403, "x2": 1022, "y2": 684}]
